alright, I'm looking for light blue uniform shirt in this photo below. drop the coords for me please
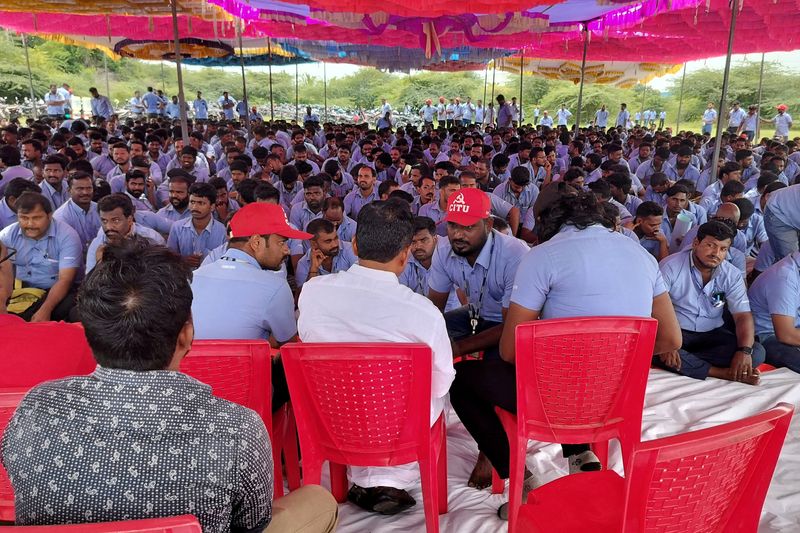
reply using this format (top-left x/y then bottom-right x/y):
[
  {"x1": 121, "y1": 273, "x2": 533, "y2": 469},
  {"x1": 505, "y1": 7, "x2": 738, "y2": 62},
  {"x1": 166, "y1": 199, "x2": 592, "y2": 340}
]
[
  {"x1": 511, "y1": 225, "x2": 665, "y2": 319},
  {"x1": 492, "y1": 181, "x2": 539, "y2": 222},
  {"x1": 664, "y1": 164, "x2": 701, "y2": 185},
  {"x1": 289, "y1": 202, "x2": 322, "y2": 232},
  {"x1": 418, "y1": 202, "x2": 448, "y2": 236},
  {"x1": 748, "y1": 252, "x2": 800, "y2": 338},
  {"x1": 85, "y1": 224, "x2": 165, "y2": 273},
  {"x1": 166, "y1": 217, "x2": 227, "y2": 257},
  {"x1": 765, "y1": 184, "x2": 800, "y2": 227},
  {"x1": 295, "y1": 240, "x2": 357, "y2": 288},
  {"x1": 193, "y1": 99, "x2": 208, "y2": 119},
  {"x1": 0, "y1": 219, "x2": 82, "y2": 289},
  {"x1": 52, "y1": 199, "x2": 101, "y2": 251},
  {"x1": 399, "y1": 236, "x2": 462, "y2": 311},
  {"x1": 428, "y1": 230, "x2": 528, "y2": 322},
  {"x1": 156, "y1": 204, "x2": 192, "y2": 223},
  {"x1": 40, "y1": 180, "x2": 70, "y2": 211},
  {"x1": 0, "y1": 198, "x2": 17, "y2": 230},
  {"x1": 742, "y1": 210, "x2": 768, "y2": 255},
  {"x1": 659, "y1": 249, "x2": 750, "y2": 333},
  {"x1": 142, "y1": 92, "x2": 161, "y2": 114},
  {"x1": 343, "y1": 187, "x2": 380, "y2": 219},
  {"x1": 191, "y1": 248, "x2": 297, "y2": 343}
]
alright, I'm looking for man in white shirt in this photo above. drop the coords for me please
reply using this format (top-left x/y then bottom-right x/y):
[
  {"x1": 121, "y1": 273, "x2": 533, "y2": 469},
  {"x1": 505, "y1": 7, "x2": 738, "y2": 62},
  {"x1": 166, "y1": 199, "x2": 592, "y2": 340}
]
[
  {"x1": 436, "y1": 97, "x2": 447, "y2": 128},
  {"x1": 702, "y1": 102, "x2": 718, "y2": 135},
  {"x1": 659, "y1": 110, "x2": 666, "y2": 130},
  {"x1": 380, "y1": 98, "x2": 392, "y2": 117},
  {"x1": 297, "y1": 199, "x2": 455, "y2": 516},
  {"x1": 44, "y1": 85, "x2": 66, "y2": 119},
  {"x1": 462, "y1": 97, "x2": 475, "y2": 125},
  {"x1": 533, "y1": 106, "x2": 540, "y2": 126},
  {"x1": 129, "y1": 91, "x2": 145, "y2": 118},
  {"x1": 594, "y1": 105, "x2": 609, "y2": 129},
  {"x1": 193, "y1": 91, "x2": 209, "y2": 121},
  {"x1": 218, "y1": 92, "x2": 237, "y2": 120},
  {"x1": 615, "y1": 103, "x2": 630, "y2": 129},
  {"x1": 556, "y1": 104, "x2": 572, "y2": 127},
  {"x1": 764, "y1": 104, "x2": 793, "y2": 142},
  {"x1": 727, "y1": 101, "x2": 746, "y2": 134}
]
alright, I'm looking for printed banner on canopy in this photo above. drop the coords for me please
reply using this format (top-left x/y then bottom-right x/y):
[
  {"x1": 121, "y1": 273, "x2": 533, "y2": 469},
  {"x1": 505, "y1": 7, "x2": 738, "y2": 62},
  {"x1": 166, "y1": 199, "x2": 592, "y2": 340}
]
[{"x1": 497, "y1": 58, "x2": 682, "y2": 88}]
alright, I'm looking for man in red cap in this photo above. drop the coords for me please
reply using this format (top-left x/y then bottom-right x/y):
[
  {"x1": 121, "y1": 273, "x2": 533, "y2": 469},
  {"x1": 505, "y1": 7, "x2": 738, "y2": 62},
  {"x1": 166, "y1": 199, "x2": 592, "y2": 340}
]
[{"x1": 763, "y1": 104, "x2": 792, "y2": 142}]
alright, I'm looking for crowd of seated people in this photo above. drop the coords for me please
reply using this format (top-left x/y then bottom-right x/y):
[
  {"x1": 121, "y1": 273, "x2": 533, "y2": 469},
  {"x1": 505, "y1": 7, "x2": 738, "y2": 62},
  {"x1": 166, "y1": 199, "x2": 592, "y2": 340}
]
[{"x1": 1, "y1": 95, "x2": 799, "y2": 529}]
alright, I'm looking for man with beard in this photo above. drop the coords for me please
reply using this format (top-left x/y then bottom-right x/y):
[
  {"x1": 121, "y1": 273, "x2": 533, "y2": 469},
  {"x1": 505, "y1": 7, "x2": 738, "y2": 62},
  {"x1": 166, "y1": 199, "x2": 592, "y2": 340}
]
[
  {"x1": 412, "y1": 175, "x2": 436, "y2": 215},
  {"x1": 52, "y1": 171, "x2": 100, "y2": 253},
  {"x1": 665, "y1": 145, "x2": 700, "y2": 185},
  {"x1": 156, "y1": 172, "x2": 193, "y2": 222},
  {"x1": 21, "y1": 139, "x2": 44, "y2": 173},
  {"x1": 427, "y1": 187, "x2": 528, "y2": 362},
  {"x1": 177, "y1": 146, "x2": 210, "y2": 183},
  {"x1": 657, "y1": 220, "x2": 764, "y2": 384},
  {"x1": 40, "y1": 155, "x2": 70, "y2": 210},
  {"x1": 123, "y1": 169, "x2": 157, "y2": 213},
  {"x1": 294, "y1": 218, "x2": 357, "y2": 288},
  {"x1": 166, "y1": 182, "x2": 227, "y2": 268},
  {"x1": 636, "y1": 147, "x2": 671, "y2": 187},
  {"x1": 86, "y1": 193, "x2": 165, "y2": 272},
  {"x1": 0, "y1": 191, "x2": 81, "y2": 321},
  {"x1": 344, "y1": 165, "x2": 380, "y2": 219},
  {"x1": 289, "y1": 174, "x2": 326, "y2": 231},
  {"x1": 419, "y1": 175, "x2": 461, "y2": 236}
]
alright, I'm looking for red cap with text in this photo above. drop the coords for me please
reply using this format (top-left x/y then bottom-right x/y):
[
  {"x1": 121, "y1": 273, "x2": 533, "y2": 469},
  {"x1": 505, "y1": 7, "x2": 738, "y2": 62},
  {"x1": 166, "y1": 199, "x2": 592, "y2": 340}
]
[
  {"x1": 445, "y1": 187, "x2": 491, "y2": 226},
  {"x1": 229, "y1": 203, "x2": 312, "y2": 240}
]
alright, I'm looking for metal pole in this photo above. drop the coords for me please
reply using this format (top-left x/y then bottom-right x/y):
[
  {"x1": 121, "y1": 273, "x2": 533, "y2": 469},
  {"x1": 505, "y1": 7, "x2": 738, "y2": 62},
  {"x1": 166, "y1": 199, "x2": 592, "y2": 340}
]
[
  {"x1": 267, "y1": 38, "x2": 274, "y2": 122},
  {"x1": 483, "y1": 62, "x2": 488, "y2": 110},
  {"x1": 709, "y1": 0, "x2": 739, "y2": 185},
  {"x1": 574, "y1": 24, "x2": 589, "y2": 138},
  {"x1": 103, "y1": 53, "x2": 111, "y2": 100},
  {"x1": 295, "y1": 62, "x2": 299, "y2": 123},
  {"x1": 169, "y1": 0, "x2": 190, "y2": 146},
  {"x1": 160, "y1": 61, "x2": 166, "y2": 91},
  {"x1": 237, "y1": 21, "x2": 251, "y2": 136},
  {"x1": 518, "y1": 50, "x2": 524, "y2": 125},
  {"x1": 323, "y1": 61, "x2": 328, "y2": 123},
  {"x1": 676, "y1": 63, "x2": 687, "y2": 132},
  {"x1": 21, "y1": 34, "x2": 37, "y2": 118},
  {"x1": 640, "y1": 84, "x2": 646, "y2": 117},
  {"x1": 755, "y1": 52, "x2": 766, "y2": 141},
  {"x1": 490, "y1": 59, "x2": 496, "y2": 104}
]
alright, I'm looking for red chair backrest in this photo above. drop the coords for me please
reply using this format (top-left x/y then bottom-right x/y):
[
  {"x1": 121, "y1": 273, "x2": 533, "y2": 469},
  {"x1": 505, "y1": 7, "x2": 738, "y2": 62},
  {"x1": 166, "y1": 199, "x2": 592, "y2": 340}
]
[
  {"x1": 0, "y1": 321, "x2": 95, "y2": 387},
  {"x1": 280, "y1": 343, "x2": 432, "y2": 466},
  {"x1": 0, "y1": 514, "x2": 202, "y2": 531},
  {"x1": 179, "y1": 340, "x2": 272, "y2": 430},
  {"x1": 515, "y1": 317, "x2": 658, "y2": 445},
  {"x1": 623, "y1": 403, "x2": 794, "y2": 533},
  {"x1": 0, "y1": 390, "x2": 27, "y2": 522}
]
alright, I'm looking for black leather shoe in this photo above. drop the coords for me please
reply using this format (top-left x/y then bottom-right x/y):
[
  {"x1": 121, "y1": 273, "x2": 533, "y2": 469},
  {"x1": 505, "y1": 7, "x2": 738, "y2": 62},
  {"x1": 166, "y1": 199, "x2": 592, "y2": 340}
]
[{"x1": 347, "y1": 484, "x2": 416, "y2": 515}]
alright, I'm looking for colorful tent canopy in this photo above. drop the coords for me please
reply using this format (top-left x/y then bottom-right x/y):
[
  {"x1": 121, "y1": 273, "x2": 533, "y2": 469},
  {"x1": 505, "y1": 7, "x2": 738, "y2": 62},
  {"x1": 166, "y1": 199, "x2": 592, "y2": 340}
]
[
  {"x1": 0, "y1": 0, "x2": 224, "y2": 17},
  {"x1": 497, "y1": 58, "x2": 682, "y2": 88}
]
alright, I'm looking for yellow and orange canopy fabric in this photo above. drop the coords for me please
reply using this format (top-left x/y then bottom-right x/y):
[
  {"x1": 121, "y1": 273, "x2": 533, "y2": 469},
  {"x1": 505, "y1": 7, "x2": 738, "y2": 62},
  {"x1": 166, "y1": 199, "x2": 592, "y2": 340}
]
[{"x1": 497, "y1": 58, "x2": 682, "y2": 88}]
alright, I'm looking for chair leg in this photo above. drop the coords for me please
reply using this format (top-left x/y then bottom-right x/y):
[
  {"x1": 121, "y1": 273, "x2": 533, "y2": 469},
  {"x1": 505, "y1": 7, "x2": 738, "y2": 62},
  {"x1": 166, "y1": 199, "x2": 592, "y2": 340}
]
[
  {"x1": 437, "y1": 429, "x2": 448, "y2": 514},
  {"x1": 507, "y1": 436, "x2": 527, "y2": 533},
  {"x1": 491, "y1": 468, "x2": 505, "y2": 494},
  {"x1": 283, "y1": 406, "x2": 302, "y2": 491},
  {"x1": 592, "y1": 440, "x2": 609, "y2": 468},
  {"x1": 329, "y1": 462, "x2": 349, "y2": 503},
  {"x1": 419, "y1": 452, "x2": 440, "y2": 533}
]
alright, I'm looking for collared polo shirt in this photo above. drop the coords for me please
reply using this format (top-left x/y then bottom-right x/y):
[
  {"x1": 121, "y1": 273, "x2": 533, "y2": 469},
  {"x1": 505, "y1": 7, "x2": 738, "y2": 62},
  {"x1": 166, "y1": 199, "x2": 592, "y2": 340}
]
[
  {"x1": 289, "y1": 201, "x2": 323, "y2": 232},
  {"x1": 343, "y1": 187, "x2": 380, "y2": 219},
  {"x1": 0, "y1": 219, "x2": 82, "y2": 289},
  {"x1": 166, "y1": 217, "x2": 227, "y2": 257},
  {"x1": 40, "y1": 180, "x2": 69, "y2": 211},
  {"x1": 85, "y1": 224, "x2": 165, "y2": 272},
  {"x1": 748, "y1": 252, "x2": 800, "y2": 337},
  {"x1": 295, "y1": 240, "x2": 357, "y2": 288},
  {"x1": 52, "y1": 199, "x2": 101, "y2": 251}
]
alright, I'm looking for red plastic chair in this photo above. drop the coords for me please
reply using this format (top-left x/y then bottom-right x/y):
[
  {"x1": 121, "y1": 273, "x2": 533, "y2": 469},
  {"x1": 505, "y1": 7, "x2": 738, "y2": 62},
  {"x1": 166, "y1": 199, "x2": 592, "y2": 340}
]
[
  {"x1": 0, "y1": 514, "x2": 201, "y2": 531},
  {"x1": 492, "y1": 317, "x2": 659, "y2": 532},
  {"x1": 0, "y1": 389, "x2": 27, "y2": 522},
  {"x1": 516, "y1": 403, "x2": 794, "y2": 533},
  {"x1": 280, "y1": 342, "x2": 448, "y2": 533},
  {"x1": 0, "y1": 320, "x2": 95, "y2": 387},
  {"x1": 180, "y1": 340, "x2": 299, "y2": 497}
]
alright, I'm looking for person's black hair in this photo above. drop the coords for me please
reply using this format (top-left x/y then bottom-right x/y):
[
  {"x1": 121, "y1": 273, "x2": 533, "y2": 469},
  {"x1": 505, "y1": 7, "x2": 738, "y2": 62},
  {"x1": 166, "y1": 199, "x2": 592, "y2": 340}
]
[
  {"x1": 294, "y1": 161, "x2": 313, "y2": 175},
  {"x1": 721, "y1": 180, "x2": 745, "y2": 198},
  {"x1": 586, "y1": 153, "x2": 603, "y2": 168},
  {"x1": 599, "y1": 159, "x2": 617, "y2": 172},
  {"x1": 189, "y1": 182, "x2": 217, "y2": 204},
  {"x1": 491, "y1": 215, "x2": 510, "y2": 233},
  {"x1": 0, "y1": 145, "x2": 21, "y2": 167},
  {"x1": 253, "y1": 181, "x2": 279, "y2": 202},
  {"x1": 563, "y1": 167, "x2": 585, "y2": 182},
  {"x1": 4, "y1": 177, "x2": 40, "y2": 200},
  {"x1": 67, "y1": 171, "x2": 93, "y2": 189},
  {"x1": 98, "y1": 193, "x2": 134, "y2": 217},
  {"x1": 674, "y1": 179, "x2": 697, "y2": 195},
  {"x1": 355, "y1": 199, "x2": 414, "y2": 262},
  {"x1": 676, "y1": 145, "x2": 693, "y2": 157},
  {"x1": 306, "y1": 218, "x2": 335, "y2": 237},
  {"x1": 665, "y1": 184, "x2": 690, "y2": 198},
  {"x1": 236, "y1": 179, "x2": 259, "y2": 204},
  {"x1": 764, "y1": 181, "x2": 787, "y2": 195},
  {"x1": 434, "y1": 161, "x2": 457, "y2": 174},
  {"x1": 252, "y1": 146, "x2": 269, "y2": 160},
  {"x1": 438, "y1": 175, "x2": 460, "y2": 189},
  {"x1": 322, "y1": 159, "x2": 340, "y2": 176},
  {"x1": 735, "y1": 149, "x2": 753, "y2": 162},
  {"x1": 21, "y1": 139, "x2": 42, "y2": 152},
  {"x1": 280, "y1": 165, "x2": 299, "y2": 185},
  {"x1": 635, "y1": 201, "x2": 664, "y2": 219},
  {"x1": 209, "y1": 176, "x2": 227, "y2": 190},
  {"x1": 43, "y1": 154, "x2": 68, "y2": 169},
  {"x1": 15, "y1": 191, "x2": 52, "y2": 214},
  {"x1": 229, "y1": 160, "x2": 249, "y2": 174},
  {"x1": 377, "y1": 152, "x2": 392, "y2": 166},
  {"x1": 491, "y1": 153, "x2": 510, "y2": 168},
  {"x1": 731, "y1": 197, "x2": 755, "y2": 221},
  {"x1": 413, "y1": 215, "x2": 436, "y2": 235},
  {"x1": 606, "y1": 172, "x2": 632, "y2": 193},
  {"x1": 78, "y1": 238, "x2": 193, "y2": 371},
  {"x1": 601, "y1": 201, "x2": 620, "y2": 229},
  {"x1": 696, "y1": 219, "x2": 735, "y2": 244},
  {"x1": 124, "y1": 169, "x2": 146, "y2": 183},
  {"x1": 388, "y1": 189, "x2": 415, "y2": 204},
  {"x1": 720, "y1": 161, "x2": 742, "y2": 178},
  {"x1": 510, "y1": 166, "x2": 531, "y2": 186},
  {"x1": 322, "y1": 196, "x2": 344, "y2": 212},
  {"x1": 179, "y1": 146, "x2": 198, "y2": 159},
  {"x1": 377, "y1": 180, "x2": 399, "y2": 198},
  {"x1": 756, "y1": 171, "x2": 779, "y2": 190},
  {"x1": 538, "y1": 191, "x2": 607, "y2": 243},
  {"x1": 654, "y1": 147, "x2": 671, "y2": 160},
  {"x1": 650, "y1": 172, "x2": 669, "y2": 187},
  {"x1": 303, "y1": 174, "x2": 325, "y2": 190},
  {"x1": 587, "y1": 180, "x2": 611, "y2": 199},
  {"x1": 130, "y1": 156, "x2": 150, "y2": 169}
]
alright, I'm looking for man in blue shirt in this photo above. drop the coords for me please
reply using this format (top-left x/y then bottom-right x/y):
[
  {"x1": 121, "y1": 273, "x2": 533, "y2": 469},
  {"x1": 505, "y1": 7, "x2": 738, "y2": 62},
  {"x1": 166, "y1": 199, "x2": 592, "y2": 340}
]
[
  {"x1": 52, "y1": 171, "x2": 100, "y2": 253},
  {"x1": 748, "y1": 251, "x2": 800, "y2": 373},
  {"x1": 450, "y1": 187, "x2": 681, "y2": 519},
  {"x1": 40, "y1": 155, "x2": 70, "y2": 211},
  {"x1": 0, "y1": 178, "x2": 40, "y2": 231},
  {"x1": 343, "y1": 165, "x2": 380, "y2": 219},
  {"x1": 88, "y1": 87, "x2": 114, "y2": 121},
  {"x1": 492, "y1": 167, "x2": 539, "y2": 235},
  {"x1": 764, "y1": 184, "x2": 800, "y2": 260},
  {"x1": 156, "y1": 172, "x2": 193, "y2": 222},
  {"x1": 0, "y1": 191, "x2": 82, "y2": 321},
  {"x1": 289, "y1": 174, "x2": 325, "y2": 231},
  {"x1": 294, "y1": 218, "x2": 357, "y2": 288},
  {"x1": 634, "y1": 201, "x2": 670, "y2": 261},
  {"x1": 142, "y1": 87, "x2": 162, "y2": 118},
  {"x1": 166, "y1": 182, "x2": 227, "y2": 268},
  {"x1": 657, "y1": 220, "x2": 764, "y2": 384},
  {"x1": 427, "y1": 187, "x2": 528, "y2": 362}
]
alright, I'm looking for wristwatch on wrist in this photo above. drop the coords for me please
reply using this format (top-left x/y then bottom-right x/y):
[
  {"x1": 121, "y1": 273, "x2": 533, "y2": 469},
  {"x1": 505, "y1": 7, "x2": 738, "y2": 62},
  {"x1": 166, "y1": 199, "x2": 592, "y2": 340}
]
[{"x1": 737, "y1": 346, "x2": 753, "y2": 355}]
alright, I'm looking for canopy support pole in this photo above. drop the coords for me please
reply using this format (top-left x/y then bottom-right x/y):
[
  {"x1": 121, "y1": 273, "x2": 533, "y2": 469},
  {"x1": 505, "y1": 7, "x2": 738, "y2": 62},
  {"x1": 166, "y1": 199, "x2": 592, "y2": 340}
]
[
  {"x1": 237, "y1": 21, "x2": 251, "y2": 135},
  {"x1": 267, "y1": 38, "x2": 274, "y2": 122},
  {"x1": 490, "y1": 58, "x2": 496, "y2": 113},
  {"x1": 323, "y1": 61, "x2": 328, "y2": 123},
  {"x1": 160, "y1": 61, "x2": 166, "y2": 91},
  {"x1": 295, "y1": 62, "x2": 299, "y2": 123},
  {"x1": 676, "y1": 63, "x2": 687, "y2": 132},
  {"x1": 574, "y1": 23, "x2": 589, "y2": 139},
  {"x1": 103, "y1": 53, "x2": 111, "y2": 101},
  {"x1": 755, "y1": 52, "x2": 765, "y2": 141},
  {"x1": 21, "y1": 34, "x2": 37, "y2": 119},
  {"x1": 709, "y1": 0, "x2": 739, "y2": 185},
  {"x1": 482, "y1": 62, "x2": 488, "y2": 110},
  {"x1": 170, "y1": 0, "x2": 189, "y2": 146},
  {"x1": 518, "y1": 50, "x2": 524, "y2": 125}
]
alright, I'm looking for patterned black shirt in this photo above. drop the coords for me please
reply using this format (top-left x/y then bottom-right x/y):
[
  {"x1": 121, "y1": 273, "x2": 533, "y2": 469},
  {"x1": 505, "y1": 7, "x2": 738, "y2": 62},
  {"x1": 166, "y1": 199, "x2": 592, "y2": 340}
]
[{"x1": 1, "y1": 366, "x2": 272, "y2": 532}]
